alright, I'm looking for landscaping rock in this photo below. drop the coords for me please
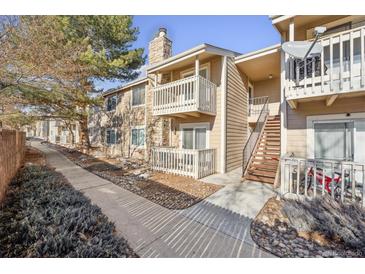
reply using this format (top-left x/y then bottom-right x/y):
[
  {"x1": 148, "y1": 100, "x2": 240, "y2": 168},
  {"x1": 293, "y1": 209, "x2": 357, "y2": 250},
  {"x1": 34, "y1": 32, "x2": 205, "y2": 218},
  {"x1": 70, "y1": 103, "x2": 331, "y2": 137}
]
[
  {"x1": 251, "y1": 197, "x2": 365, "y2": 258},
  {"x1": 46, "y1": 142, "x2": 222, "y2": 210}
]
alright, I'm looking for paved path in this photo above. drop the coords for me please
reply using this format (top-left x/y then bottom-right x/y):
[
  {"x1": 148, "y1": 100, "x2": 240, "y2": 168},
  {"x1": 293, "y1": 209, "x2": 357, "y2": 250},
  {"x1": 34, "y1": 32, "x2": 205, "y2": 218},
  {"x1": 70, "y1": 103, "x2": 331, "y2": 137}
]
[
  {"x1": 200, "y1": 168, "x2": 277, "y2": 218},
  {"x1": 32, "y1": 141, "x2": 274, "y2": 258}
]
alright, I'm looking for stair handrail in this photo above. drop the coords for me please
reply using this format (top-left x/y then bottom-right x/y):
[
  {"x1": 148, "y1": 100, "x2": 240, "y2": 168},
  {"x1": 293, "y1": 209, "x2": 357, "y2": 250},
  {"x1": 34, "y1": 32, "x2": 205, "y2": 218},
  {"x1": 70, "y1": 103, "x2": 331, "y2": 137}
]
[{"x1": 242, "y1": 96, "x2": 269, "y2": 176}]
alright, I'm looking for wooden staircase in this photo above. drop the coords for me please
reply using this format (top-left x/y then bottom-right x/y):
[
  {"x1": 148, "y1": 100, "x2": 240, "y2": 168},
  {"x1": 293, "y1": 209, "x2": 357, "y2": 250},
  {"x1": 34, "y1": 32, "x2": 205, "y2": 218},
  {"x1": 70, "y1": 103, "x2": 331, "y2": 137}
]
[{"x1": 245, "y1": 115, "x2": 280, "y2": 184}]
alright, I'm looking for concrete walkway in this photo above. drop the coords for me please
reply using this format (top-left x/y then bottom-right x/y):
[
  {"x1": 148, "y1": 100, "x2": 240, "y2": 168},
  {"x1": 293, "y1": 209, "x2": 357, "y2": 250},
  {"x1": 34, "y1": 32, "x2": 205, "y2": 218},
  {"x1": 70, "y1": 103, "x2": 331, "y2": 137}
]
[
  {"x1": 32, "y1": 141, "x2": 274, "y2": 258},
  {"x1": 201, "y1": 168, "x2": 277, "y2": 218}
]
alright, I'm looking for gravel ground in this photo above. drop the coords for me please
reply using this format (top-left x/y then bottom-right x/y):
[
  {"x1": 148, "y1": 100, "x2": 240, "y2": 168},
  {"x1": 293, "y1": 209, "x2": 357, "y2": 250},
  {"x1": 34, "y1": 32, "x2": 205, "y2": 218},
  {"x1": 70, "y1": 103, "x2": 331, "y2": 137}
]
[
  {"x1": 251, "y1": 197, "x2": 364, "y2": 257},
  {"x1": 0, "y1": 164, "x2": 138, "y2": 258},
  {"x1": 46, "y1": 143, "x2": 222, "y2": 210}
]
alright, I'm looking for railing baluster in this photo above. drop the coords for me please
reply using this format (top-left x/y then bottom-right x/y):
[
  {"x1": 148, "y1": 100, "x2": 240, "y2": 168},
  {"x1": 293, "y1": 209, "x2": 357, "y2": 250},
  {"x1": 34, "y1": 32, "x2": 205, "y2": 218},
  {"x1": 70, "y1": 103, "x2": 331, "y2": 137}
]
[
  {"x1": 322, "y1": 163, "x2": 325, "y2": 196},
  {"x1": 340, "y1": 34, "x2": 344, "y2": 90},
  {"x1": 330, "y1": 36, "x2": 334, "y2": 91},
  {"x1": 350, "y1": 31, "x2": 354, "y2": 89},
  {"x1": 362, "y1": 165, "x2": 365, "y2": 207},
  {"x1": 331, "y1": 163, "x2": 335, "y2": 199},
  {"x1": 321, "y1": 43, "x2": 324, "y2": 93},
  {"x1": 313, "y1": 161, "x2": 317, "y2": 198},
  {"x1": 361, "y1": 28, "x2": 365, "y2": 87},
  {"x1": 341, "y1": 164, "x2": 345, "y2": 202},
  {"x1": 311, "y1": 57, "x2": 315, "y2": 94},
  {"x1": 351, "y1": 164, "x2": 355, "y2": 202}
]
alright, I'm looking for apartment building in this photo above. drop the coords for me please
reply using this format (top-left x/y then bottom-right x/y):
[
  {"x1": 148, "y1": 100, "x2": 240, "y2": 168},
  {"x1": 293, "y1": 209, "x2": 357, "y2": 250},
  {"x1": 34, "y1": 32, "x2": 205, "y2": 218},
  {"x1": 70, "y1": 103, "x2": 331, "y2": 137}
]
[
  {"x1": 91, "y1": 16, "x2": 365, "y2": 186},
  {"x1": 34, "y1": 119, "x2": 80, "y2": 146}
]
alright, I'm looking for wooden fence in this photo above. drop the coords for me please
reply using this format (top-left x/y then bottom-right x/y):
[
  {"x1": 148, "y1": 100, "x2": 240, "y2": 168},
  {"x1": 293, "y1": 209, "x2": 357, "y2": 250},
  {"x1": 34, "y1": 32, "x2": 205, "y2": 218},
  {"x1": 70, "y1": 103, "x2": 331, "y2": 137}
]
[{"x1": 0, "y1": 129, "x2": 26, "y2": 202}]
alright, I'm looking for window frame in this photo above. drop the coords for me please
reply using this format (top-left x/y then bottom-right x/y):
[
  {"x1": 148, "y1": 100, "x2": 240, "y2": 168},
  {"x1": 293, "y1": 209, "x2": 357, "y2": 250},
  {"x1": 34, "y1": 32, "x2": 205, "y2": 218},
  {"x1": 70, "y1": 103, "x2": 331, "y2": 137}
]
[
  {"x1": 105, "y1": 95, "x2": 117, "y2": 112},
  {"x1": 179, "y1": 122, "x2": 210, "y2": 150},
  {"x1": 306, "y1": 113, "x2": 365, "y2": 161},
  {"x1": 105, "y1": 128, "x2": 117, "y2": 145},
  {"x1": 180, "y1": 63, "x2": 211, "y2": 80},
  {"x1": 131, "y1": 126, "x2": 145, "y2": 148},
  {"x1": 131, "y1": 85, "x2": 145, "y2": 108}
]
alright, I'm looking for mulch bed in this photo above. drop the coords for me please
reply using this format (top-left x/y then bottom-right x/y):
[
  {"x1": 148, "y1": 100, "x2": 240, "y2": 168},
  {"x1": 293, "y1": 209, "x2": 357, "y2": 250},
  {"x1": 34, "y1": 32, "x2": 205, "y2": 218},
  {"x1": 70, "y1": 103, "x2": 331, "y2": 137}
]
[
  {"x1": 46, "y1": 143, "x2": 222, "y2": 210},
  {"x1": 251, "y1": 197, "x2": 365, "y2": 257},
  {"x1": 0, "y1": 165, "x2": 137, "y2": 258}
]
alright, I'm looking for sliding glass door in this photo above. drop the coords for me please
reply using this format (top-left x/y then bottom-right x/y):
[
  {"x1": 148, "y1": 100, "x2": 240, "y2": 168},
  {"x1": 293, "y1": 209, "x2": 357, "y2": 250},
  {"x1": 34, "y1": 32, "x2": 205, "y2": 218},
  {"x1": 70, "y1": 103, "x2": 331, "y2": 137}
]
[{"x1": 314, "y1": 121, "x2": 354, "y2": 161}]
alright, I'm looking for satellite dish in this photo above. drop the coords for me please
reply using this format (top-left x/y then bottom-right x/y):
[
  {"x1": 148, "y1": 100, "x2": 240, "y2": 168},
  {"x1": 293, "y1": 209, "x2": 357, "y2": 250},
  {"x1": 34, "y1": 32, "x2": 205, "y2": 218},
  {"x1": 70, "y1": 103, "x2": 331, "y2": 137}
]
[
  {"x1": 282, "y1": 26, "x2": 326, "y2": 60},
  {"x1": 282, "y1": 41, "x2": 323, "y2": 60}
]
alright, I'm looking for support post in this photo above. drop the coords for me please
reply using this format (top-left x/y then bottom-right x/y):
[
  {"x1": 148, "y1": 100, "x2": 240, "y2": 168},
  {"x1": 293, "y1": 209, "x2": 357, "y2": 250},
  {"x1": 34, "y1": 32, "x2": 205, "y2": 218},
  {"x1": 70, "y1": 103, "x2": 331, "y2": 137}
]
[{"x1": 195, "y1": 56, "x2": 200, "y2": 108}]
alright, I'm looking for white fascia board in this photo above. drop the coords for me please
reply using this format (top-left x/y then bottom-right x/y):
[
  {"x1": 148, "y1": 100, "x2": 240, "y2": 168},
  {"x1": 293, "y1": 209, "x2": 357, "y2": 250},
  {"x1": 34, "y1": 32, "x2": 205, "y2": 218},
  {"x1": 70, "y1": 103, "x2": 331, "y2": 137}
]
[
  {"x1": 235, "y1": 44, "x2": 281, "y2": 64},
  {"x1": 102, "y1": 78, "x2": 148, "y2": 98},
  {"x1": 147, "y1": 43, "x2": 239, "y2": 73}
]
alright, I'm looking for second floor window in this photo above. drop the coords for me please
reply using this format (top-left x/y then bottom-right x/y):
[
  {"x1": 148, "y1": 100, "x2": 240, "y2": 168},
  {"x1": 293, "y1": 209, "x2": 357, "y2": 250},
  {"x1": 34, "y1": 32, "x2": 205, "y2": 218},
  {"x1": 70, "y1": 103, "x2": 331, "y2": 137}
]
[
  {"x1": 106, "y1": 129, "x2": 117, "y2": 145},
  {"x1": 131, "y1": 86, "x2": 145, "y2": 107},
  {"x1": 106, "y1": 95, "x2": 117, "y2": 111}
]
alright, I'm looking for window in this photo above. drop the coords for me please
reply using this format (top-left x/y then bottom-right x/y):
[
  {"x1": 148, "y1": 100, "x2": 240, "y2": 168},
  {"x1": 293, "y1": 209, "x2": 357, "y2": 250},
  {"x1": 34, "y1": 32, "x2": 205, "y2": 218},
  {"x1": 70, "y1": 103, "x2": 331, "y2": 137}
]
[
  {"x1": 131, "y1": 86, "x2": 145, "y2": 106},
  {"x1": 181, "y1": 123, "x2": 209, "y2": 149},
  {"x1": 106, "y1": 95, "x2": 117, "y2": 111},
  {"x1": 106, "y1": 129, "x2": 117, "y2": 145},
  {"x1": 314, "y1": 122, "x2": 354, "y2": 161},
  {"x1": 131, "y1": 127, "x2": 145, "y2": 147}
]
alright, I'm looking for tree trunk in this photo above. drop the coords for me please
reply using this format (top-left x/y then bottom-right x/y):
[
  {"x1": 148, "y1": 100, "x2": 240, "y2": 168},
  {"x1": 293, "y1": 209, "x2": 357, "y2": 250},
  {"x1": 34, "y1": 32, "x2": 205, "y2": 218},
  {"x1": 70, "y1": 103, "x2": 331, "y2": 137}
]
[
  {"x1": 79, "y1": 116, "x2": 90, "y2": 149},
  {"x1": 65, "y1": 121, "x2": 75, "y2": 146}
]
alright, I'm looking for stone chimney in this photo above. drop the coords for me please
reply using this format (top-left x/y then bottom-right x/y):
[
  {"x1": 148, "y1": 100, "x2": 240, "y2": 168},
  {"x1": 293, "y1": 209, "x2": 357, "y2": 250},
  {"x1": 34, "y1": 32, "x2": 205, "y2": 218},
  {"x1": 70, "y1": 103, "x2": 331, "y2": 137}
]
[{"x1": 148, "y1": 27, "x2": 172, "y2": 66}]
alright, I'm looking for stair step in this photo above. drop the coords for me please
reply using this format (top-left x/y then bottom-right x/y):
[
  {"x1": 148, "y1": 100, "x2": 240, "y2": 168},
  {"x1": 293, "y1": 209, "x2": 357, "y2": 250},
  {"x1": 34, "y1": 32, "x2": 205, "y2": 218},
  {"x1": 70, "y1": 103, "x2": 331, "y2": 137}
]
[
  {"x1": 245, "y1": 174, "x2": 275, "y2": 184},
  {"x1": 253, "y1": 156, "x2": 280, "y2": 161},
  {"x1": 250, "y1": 164, "x2": 277, "y2": 171},
  {"x1": 257, "y1": 149, "x2": 280, "y2": 153},
  {"x1": 264, "y1": 128, "x2": 280, "y2": 131},
  {"x1": 251, "y1": 161, "x2": 278, "y2": 167},
  {"x1": 248, "y1": 169, "x2": 276, "y2": 177}
]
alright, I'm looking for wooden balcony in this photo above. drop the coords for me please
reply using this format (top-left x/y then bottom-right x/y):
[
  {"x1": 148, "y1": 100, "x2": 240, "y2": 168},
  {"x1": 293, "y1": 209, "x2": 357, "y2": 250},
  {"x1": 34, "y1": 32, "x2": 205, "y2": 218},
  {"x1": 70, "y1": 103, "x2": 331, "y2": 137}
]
[
  {"x1": 152, "y1": 75, "x2": 216, "y2": 117},
  {"x1": 151, "y1": 147, "x2": 216, "y2": 179},
  {"x1": 285, "y1": 25, "x2": 365, "y2": 108}
]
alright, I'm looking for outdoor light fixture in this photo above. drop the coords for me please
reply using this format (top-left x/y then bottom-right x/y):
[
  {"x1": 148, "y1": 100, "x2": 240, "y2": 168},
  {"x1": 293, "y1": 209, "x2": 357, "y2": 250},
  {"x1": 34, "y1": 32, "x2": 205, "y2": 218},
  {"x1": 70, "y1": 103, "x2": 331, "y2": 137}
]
[{"x1": 268, "y1": 74, "x2": 273, "y2": 79}]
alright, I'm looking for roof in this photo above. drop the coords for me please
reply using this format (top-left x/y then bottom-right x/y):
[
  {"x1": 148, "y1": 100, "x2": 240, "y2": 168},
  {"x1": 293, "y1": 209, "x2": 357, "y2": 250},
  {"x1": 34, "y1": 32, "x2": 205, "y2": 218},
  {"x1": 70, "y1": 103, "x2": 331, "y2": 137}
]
[
  {"x1": 102, "y1": 66, "x2": 148, "y2": 97},
  {"x1": 147, "y1": 43, "x2": 241, "y2": 73},
  {"x1": 235, "y1": 44, "x2": 281, "y2": 64}
]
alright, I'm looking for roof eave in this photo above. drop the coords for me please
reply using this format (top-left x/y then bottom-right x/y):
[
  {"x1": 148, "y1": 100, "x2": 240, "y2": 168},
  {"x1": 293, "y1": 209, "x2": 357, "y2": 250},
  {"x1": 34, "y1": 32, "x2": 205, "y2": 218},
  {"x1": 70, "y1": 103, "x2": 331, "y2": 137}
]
[
  {"x1": 102, "y1": 77, "x2": 148, "y2": 98},
  {"x1": 147, "y1": 43, "x2": 239, "y2": 73},
  {"x1": 235, "y1": 44, "x2": 281, "y2": 64}
]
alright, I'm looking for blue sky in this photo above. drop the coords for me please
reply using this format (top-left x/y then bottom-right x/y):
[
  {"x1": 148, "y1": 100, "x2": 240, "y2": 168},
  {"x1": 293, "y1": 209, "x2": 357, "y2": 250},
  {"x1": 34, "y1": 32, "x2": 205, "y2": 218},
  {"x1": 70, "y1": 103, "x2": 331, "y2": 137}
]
[{"x1": 95, "y1": 15, "x2": 280, "y2": 91}]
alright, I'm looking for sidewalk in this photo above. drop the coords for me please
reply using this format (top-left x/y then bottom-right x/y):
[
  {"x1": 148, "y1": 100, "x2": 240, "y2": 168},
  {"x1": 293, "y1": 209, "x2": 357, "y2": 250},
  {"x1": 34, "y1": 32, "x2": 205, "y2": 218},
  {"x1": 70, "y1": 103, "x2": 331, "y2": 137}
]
[{"x1": 32, "y1": 141, "x2": 274, "y2": 258}]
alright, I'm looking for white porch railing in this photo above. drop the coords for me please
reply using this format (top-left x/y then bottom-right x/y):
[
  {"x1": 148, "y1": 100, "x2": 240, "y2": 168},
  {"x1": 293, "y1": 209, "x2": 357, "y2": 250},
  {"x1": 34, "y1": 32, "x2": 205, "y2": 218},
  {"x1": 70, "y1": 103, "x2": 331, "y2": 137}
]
[
  {"x1": 248, "y1": 96, "x2": 269, "y2": 116},
  {"x1": 286, "y1": 25, "x2": 365, "y2": 100},
  {"x1": 151, "y1": 147, "x2": 216, "y2": 179},
  {"x1": 152, "y1": 75, "x2": 216, "y2": 116},
  {"x1": 281, "y1": 157, "x2": 365, "y2": 206}
]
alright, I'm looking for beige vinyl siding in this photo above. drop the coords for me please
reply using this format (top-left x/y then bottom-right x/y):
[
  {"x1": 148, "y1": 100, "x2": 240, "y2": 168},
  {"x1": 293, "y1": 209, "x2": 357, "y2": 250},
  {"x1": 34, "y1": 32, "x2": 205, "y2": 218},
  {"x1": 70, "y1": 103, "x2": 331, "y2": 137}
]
[
  {"x1": 286, "y1": 95, "x2": 365, "y2": 157},
  {"x1": 226, "y1": 57, "x2": 248, "y2": 171},
  {"x1": 253, "y1": 77, "x2": 281, "y2": 115}
]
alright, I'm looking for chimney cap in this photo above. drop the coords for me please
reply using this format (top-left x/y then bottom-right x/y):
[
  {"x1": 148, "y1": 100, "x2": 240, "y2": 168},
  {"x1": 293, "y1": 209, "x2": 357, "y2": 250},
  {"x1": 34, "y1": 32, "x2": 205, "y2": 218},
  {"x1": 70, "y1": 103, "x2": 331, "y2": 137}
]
[{"x1": 158, "y1": 27, "x2": 167, "y2": 36}]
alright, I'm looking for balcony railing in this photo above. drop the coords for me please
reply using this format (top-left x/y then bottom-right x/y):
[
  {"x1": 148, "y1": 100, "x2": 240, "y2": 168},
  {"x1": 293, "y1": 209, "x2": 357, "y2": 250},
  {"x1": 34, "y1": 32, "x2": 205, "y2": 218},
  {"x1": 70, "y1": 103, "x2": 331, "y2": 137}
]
[
  {"x1": 286, "y1": 25, "x2": 365, "y2": 100},
  {"x1": 248, "y1": 96, "x2": 269, "y2": 116},
  {"x1": 152, "y1": 75, "x2": 216, "y2": 116},
  {"x1": 151, "y1": 147, "x2": 216, "y2": 179},
  {"x1": 281, "y1": 157, "x2": 365, "y2": 206}
]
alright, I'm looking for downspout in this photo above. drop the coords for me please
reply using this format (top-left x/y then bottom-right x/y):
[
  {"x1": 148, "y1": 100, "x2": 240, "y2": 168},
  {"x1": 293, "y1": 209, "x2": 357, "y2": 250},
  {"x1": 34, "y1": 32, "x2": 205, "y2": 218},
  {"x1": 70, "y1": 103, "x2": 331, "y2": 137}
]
[{"x1": 220, "y1": 56, "x2": 228, "y2": 174}]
